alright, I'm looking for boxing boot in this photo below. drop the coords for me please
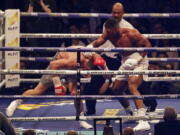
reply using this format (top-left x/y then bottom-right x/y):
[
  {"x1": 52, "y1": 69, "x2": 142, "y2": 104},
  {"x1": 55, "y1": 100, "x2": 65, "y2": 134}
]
[{"x1": 6, "y1": 99, "x2": 22, "y2": 117}]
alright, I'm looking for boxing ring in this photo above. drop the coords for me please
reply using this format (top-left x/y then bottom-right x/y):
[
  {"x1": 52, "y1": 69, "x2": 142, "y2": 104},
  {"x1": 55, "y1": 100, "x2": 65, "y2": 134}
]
[{"x1": 0, "y1": 10, "x2": 180, "y2": 135}]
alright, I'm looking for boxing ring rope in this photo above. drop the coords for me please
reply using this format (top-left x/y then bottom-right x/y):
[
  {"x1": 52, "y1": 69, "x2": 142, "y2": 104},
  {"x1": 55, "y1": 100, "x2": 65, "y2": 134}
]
[
  {"x1": 1, "y1": 10, "x2": 180, "y2": 18},
  {"x1": 146, "y1": 58, "x2": 180, "y2": 62},
  {"x1": 20, "y1": 33, "x2": 180, "y2": 39},
  {"x1": 20, "y1": 57, "x2": 180, "y2": 63},
  {"x1": 19, "y1": 78, "x2": 91, "y2": 83},
  {"x1": 144, "y1": 77, "x2": 180, "y2": 82},
  {"x1": 0, "y1": 69, "x2": 180, "y2": 75},
  {"x1": 1, "y1": 46, "x2": 180, "y2": 52},
  {"x1": 1, "y1": 94, "x2": 180, "y2": 100},
  {"x1": 0, "y1": 10, "x2": 180, "y2": 18},
  {"x1": 21, "y1": 57, "x2": 53, "y2": 62},
  {"x1": 0, "y1": 75, "x2": 179, "y2": 84},
  {"x1": 8, "y1": 114, "x2": 180, "y2": 122},
  {"x1": 20, "y1": 12, "x2": 180, "y2": 18},
  {"x1": 1, "y1": 68, "x2": 180, "y2": 85}
]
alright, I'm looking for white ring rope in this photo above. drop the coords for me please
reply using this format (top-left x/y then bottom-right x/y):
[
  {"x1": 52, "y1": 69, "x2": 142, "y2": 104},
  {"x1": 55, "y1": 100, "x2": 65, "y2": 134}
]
[
  {"x1": 9, "y1": 114, "x2": 180, "y2": 122},
  {"x1": 147, "y1": 58, "x2": 180, "y2": 62},
  {"x1": 0, "y1": 69, "x2": 76, "y2": 75},
  {"x1": 81, "y1": 70, "x2": 180, "y2": 75},
  {"x1": 20, "y1": 57, "x2": 180, "y2": 62},
  {"x1": 1, "y1": 94, "x2": 180, "y2": 100},
  {"x1": 0, "y1": 69, "x2": 180, "y2": 75},
  {"x1": 20, "y1": 33, "x2": 180, "y2": 39},
  {"x1": 21, "y1": 57, "x2": 53, "y2": 61},
  {"x1": 144, "y1": 77, "x2": 180, "y2": 82},
  {"x1": 1, "y1": 47, "x2": 180, "y2": 52},
  {"x1": 20, "y1": 78, "x2": 91, "y2": 83}
]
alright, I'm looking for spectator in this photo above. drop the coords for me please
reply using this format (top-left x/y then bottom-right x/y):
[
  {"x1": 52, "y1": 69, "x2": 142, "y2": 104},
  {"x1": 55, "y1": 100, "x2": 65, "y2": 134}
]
[
  {"x1": 22, "y1": 129, "x2": 36, "y2": 135},
  {"x1": 154, "y1": 106, "x2": 180, "y2": 135},
  {"x1": 150, "y1": 52, "x2": 180, "y2": 95},
  {"x1": 0, "y1": 112, "x2": 16, "y2": 135},
  {"x1": 69, "y1": 25, "x2": 86, "y2": 46},
  {"x1": 150, "y1": 23, "x2": 169, "y2": 57},
  {"x1": 156, "y1": 52, "x2": 169, "y2": 71},
  {"x1": 79, "y1": 24, "x2": 91, "y2": 44},
  {"x1": 0, "y1": 112, "x2": 36, "y2": 135},
  {"x1": 23, "y1": 0, "x2": 58, "y2": 73},
  {"x1": 24, "y1": 0, "x2": 57, "y2": 54},
  {"x1": 123, "y1": 127, "x2": 134, "y2": 135},
  {"x1": 165, "y1": 44, "x2": 179, "y2": 70},
  {"x1": 62, "y1": 25, "x2": 86, "y2": 47},
  {"x1": 89, "y1": 0, "x2": 101, "y2": 33},
  {"x1": 66, "y1": 130, "x2": 78, "y2": 135}
]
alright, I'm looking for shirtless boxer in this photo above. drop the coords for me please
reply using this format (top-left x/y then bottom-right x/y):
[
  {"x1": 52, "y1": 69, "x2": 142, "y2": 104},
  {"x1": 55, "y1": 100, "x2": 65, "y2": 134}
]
[
  {"x1": 101, "y1": 2, "x2": 135, "y2": 114},
  {"x1": 6, "y1": 46, "x2": 108, "y2": 129},
  {"x1": 88, "y1": 18, "x2": 151, "y2": 131},
  {"x1": 85, "y1": 2, "x2": 135, "y2": 116}
]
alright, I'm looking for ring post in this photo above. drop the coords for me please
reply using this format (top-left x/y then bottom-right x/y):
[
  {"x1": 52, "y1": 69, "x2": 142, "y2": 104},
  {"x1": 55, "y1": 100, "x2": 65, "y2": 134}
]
[
  {"x1": 0, "y1": 11, "x2": 4, "y2": 84},
  {"x1": 76, "y1": 48, "x2": 81, "y2": 120},
  {"x1": 5, "y1": 9, "x2": 20, "y2": 88}
]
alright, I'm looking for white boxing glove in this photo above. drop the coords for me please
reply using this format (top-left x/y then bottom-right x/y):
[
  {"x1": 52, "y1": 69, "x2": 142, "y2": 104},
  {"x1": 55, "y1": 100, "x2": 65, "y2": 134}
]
[
  {"x1": 122, "y1": 59, "x2": 138, "y2": 70},
  {"x1": 122, "y1": 53, "x2": 143, "y2": 70}
]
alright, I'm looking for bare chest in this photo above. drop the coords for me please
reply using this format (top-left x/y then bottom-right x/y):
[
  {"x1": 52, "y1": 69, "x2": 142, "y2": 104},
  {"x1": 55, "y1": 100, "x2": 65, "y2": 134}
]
[
  {"x1": 114, "y1": 35, "x2": 135, "y2": 47},
  {"x1": 109, "y1": 35, "x2": 136, "y2": 56}
]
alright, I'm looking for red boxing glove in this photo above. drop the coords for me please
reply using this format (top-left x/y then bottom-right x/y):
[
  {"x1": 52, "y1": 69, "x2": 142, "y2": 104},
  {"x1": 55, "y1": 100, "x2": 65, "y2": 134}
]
[
  {"x1": 55, "y1": 85, "x2": 66, "y2": 96},
  {"x1": 93, "y1": 57, "x2": 106, "y2": 69}
]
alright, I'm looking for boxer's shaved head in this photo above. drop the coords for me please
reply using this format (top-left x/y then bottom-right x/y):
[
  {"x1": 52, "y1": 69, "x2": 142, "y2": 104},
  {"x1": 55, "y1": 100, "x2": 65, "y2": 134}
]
[{"x1": 112, "y1": 2, "x2": 124, "y2": 22}]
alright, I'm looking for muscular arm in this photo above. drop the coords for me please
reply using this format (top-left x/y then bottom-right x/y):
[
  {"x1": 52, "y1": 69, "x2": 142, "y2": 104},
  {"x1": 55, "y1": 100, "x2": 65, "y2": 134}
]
[
  {"x1": 91, "y1": 33, "x2": 107, "y2": 48},
  {"x1": 130, "y1": 30, "x2": 151, "y2": 57}
]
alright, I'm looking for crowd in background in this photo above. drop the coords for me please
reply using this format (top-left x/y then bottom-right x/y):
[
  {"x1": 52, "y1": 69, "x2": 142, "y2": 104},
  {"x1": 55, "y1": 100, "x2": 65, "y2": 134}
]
[{"x1": 0, "y1": 0, "x2": 180, "y2": 94}]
